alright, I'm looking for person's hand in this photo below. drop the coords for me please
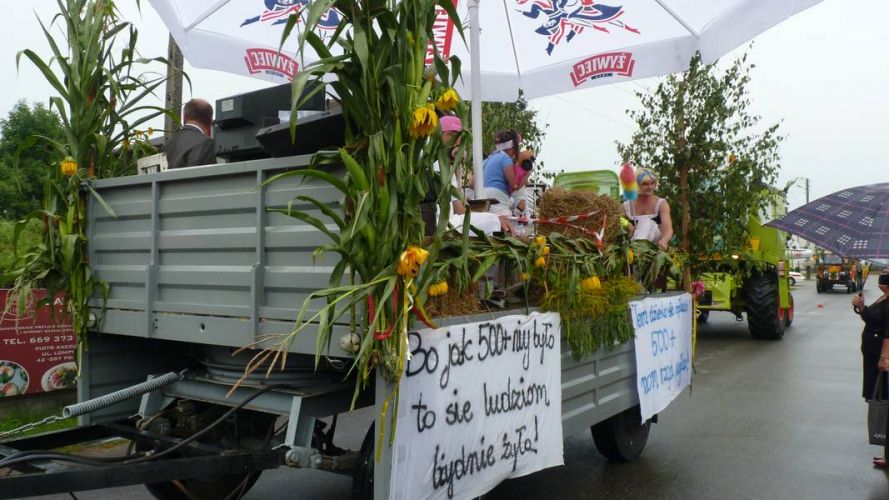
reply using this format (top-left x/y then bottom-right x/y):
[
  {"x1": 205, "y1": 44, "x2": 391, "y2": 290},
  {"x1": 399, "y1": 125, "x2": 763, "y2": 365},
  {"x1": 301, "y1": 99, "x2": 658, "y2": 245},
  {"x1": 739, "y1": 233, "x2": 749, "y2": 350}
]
[
  {"x1": 498, "y1": 216, "x2": 513, "y2": 235},
  {"x1": 879, "y1": 356, "x2": 889, "y2": 372},
  {"x1": 852, "y1": 295, "x2": 864, "y2": 309},
  {"x1": 657, "y1": 239, "x2": 669, "y2": 251}
]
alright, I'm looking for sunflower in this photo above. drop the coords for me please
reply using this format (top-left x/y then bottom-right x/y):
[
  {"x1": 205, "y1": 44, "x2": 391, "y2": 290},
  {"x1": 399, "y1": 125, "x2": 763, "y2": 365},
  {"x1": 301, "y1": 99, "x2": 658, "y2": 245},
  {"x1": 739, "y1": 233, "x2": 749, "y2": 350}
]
[
  {"x1": 409, "y1": 103, "x2": 438, "y2": 138},
  {"x1": 435, "y1": 88, "x2": 460, "y2": 112},
  {"x1": 396, "y1": 245, "x2": 430, "y2": 278},
  {"x1": 60, "y1": 157, "x2": 78, "y2": 176}
]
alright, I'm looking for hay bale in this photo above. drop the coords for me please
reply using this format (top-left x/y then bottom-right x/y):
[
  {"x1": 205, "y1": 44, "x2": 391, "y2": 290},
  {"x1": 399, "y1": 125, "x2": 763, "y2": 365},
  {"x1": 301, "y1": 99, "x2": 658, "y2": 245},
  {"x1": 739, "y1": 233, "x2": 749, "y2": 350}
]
[{"x1": 538, "y1": 187, "x2": 621, "y2": 243}]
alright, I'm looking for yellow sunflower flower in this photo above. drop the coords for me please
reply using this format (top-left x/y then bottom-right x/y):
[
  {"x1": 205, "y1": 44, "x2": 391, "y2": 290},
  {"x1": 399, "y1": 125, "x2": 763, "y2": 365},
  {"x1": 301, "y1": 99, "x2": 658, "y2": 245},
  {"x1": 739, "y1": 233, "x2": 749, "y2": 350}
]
[
  {"x1": 410, "y1": 103, "x2": 438, "y2": 138},
  {"x1": 397, "y1": 245, "x2": 430, "y2": 278},
  {"x1": 627, "y1": 249, "x2": 634, "y2": 264},
  {"x1": 534, "y1": 236, "x2": 546, "y2": 247},
  {"x1": 541, "y1": 245, "x2": 551, "y2": 256},
  {"x1": 435, "y1": 88, "x2": 460, "y2": 112},
  {"x1": 428, "y1": 281, "x2": 449, "y2": 297},
  {"x1": 60, "y1": 157, "x2": 78, "y2": 176},
  {"x1": 519, "y1": 272, "x2": 530, "y2": 281},
  {"x1": 580, "y1": 276, "x2": 602, "y2": 291},
  {"x1": 534, "y1": 256, "x2": 546, "y2": 268}
]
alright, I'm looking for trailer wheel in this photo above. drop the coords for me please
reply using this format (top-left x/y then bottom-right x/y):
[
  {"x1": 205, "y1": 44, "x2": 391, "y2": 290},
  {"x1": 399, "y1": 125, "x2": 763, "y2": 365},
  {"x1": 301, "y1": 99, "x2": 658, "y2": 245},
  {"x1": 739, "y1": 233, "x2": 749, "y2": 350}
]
[
  {"x1": 590, "y1": 406, "x2": 650, "y2": 462},
  {"x1": 816, "y1": 280, "x2": 822, "y2": 293},
  {"x1": 143, "y1": 406, "x2": 275, "y2": 500},
  {"x1": 352, "y1": 423, "x2": 374, "y2": 500},
  {"x1": 744, "y1": 270, "x2": 784, "y2": 340},
  {"x1": 145, "y1": 472, "x2": 263, "y2": 500}
]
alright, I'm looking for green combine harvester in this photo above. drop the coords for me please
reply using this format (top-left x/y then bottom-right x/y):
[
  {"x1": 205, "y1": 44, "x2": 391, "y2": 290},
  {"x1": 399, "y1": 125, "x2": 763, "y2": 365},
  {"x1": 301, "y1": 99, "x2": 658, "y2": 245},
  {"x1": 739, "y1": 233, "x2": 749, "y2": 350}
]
[
  {"x1": 695, "y1": 194, "x2": 794, "y2": 340},
  {"x1": 554, "y1": 171, "x2": 793, "y2": 340}
]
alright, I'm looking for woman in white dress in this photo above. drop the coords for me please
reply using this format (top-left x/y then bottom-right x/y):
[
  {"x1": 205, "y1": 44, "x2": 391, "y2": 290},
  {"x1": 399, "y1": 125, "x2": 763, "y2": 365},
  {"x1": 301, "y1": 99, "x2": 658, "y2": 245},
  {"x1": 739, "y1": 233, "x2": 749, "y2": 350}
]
[{"x1": 621, "y1": 167, "x2": 673, "y2": 250}]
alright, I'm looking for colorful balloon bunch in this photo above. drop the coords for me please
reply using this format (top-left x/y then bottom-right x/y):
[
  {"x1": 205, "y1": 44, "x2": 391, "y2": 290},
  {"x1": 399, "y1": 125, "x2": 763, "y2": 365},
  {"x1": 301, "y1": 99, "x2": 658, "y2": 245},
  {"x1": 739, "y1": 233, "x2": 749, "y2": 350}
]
[{"x1": 619, "y1": 162, "x2": 637, "y2": 201}]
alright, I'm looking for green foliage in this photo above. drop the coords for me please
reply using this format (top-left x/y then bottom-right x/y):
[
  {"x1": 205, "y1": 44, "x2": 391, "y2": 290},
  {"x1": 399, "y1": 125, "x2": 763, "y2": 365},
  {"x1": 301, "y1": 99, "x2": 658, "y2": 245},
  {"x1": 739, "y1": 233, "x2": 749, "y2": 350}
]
[
  {"x1": 481, "y1": 91, "x2": 547, "y2": 155},
  {"x1": 6, "y1": 0, "x2": 169, "y2": 368},
  {"x1": 0, "y1": 219, "x2": 42, "y2": 283},
  {"x1": 542, "y1": 275, "x2": 639, "y2": 358},
  {"x1": 0, "y1": 101, "x2": 65, "y2": 219},
  {"x1": 480, "y1": 91, "x2": 558, "y2": 186},
  {"x1": 617, "y1": 52, "x2": 783, "y2": 282}
]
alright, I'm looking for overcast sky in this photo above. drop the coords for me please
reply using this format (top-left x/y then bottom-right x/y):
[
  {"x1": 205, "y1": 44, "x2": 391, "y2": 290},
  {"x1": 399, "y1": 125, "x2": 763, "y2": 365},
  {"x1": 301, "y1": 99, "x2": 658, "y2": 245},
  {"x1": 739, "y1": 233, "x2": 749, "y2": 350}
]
[{"x1": 1, "y1": 0, "x2": 886, "y2": 210}]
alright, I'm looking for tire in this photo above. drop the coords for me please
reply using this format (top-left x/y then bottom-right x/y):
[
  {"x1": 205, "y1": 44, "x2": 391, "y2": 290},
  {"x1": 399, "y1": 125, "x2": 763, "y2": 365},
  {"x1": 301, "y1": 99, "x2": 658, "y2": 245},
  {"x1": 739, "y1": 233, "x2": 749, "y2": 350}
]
[
  {"x1": 591, "y1": 406, "x2": 651, "y2": 462},
  {"x1": 744, "y1": 270, "x2": 785, "y2": 340},
  {"x1": 816, "y1": 280, "x2": 822, "y2": 294},
  {"x1": 784, "y1": 294, "x2": 794, "y2": 327},
  {"x1": 789, "y1": 277, "x2": 796, "y2": 287},
  {"x1": 696, "y1": 309, "x2": 710, "y2": 323},
  {"x1": 846, "y1": 281, "x2": 853, "y2": 294},
  {"x1": 352, "y1": 423, "x2": 374, "y2": 500},
  {"x1": 143, "y1": 406, "x2": 275, "y2": 500}
]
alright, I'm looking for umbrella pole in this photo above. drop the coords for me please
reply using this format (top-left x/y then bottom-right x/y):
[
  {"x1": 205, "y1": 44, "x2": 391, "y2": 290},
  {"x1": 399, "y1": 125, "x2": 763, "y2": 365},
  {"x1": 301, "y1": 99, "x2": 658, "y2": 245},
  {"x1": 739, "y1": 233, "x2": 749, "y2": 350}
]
[{"x1": 469, "y1": 0, "x2": 485, "y2": 196}]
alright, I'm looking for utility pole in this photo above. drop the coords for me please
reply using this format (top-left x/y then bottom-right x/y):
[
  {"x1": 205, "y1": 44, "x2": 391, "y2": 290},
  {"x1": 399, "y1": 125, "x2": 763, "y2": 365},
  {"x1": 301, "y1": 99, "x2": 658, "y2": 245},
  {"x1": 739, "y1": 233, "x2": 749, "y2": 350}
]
[{"x1": 164, "y1": 34, "x2": 184, "y2": 139}]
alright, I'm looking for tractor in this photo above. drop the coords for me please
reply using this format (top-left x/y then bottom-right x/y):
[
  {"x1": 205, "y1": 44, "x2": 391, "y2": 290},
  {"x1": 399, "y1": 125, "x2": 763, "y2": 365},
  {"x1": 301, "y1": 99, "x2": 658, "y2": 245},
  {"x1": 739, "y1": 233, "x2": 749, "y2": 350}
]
[{"x1": 814, "y1": 251, "x2": 859, "y2": 293}]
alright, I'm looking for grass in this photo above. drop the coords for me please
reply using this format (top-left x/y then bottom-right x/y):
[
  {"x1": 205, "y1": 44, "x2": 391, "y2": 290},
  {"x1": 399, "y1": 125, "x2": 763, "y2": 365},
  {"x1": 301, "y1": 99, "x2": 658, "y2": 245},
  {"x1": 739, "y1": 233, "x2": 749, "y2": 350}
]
[{"x1": 0, "y1": 406, "x2": 76, "y2": 440}]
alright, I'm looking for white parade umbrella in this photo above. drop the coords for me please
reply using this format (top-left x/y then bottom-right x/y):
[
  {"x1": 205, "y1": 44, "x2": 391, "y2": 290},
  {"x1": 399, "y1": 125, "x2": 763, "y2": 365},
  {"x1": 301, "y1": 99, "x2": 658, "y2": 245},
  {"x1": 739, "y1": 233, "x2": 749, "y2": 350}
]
[
  {"x1": 148, "y1": 0, "x2": 823, "y2": 194},
  {"x1": 148, "y1": 1, "x2": 345, "y2": 82}
]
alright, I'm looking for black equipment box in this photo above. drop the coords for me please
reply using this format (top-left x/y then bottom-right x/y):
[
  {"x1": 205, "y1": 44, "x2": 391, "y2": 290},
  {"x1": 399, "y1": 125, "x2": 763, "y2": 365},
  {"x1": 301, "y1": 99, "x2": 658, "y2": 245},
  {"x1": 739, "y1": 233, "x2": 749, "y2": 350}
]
[
  {"x1": 255, "y1": 109, "x2": 346, "y2": 158},
  {"x1": 213, "y1": 83, "x2": 330, "y2": 161}
]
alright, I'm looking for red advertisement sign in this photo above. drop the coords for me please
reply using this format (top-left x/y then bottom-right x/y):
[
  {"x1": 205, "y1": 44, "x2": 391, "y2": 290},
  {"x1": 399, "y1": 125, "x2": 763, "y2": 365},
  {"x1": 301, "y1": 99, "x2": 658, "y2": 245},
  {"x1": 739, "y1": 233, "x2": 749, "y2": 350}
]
[{"x1": 0, "y1": 289, "x2": 76, "y2": 397}]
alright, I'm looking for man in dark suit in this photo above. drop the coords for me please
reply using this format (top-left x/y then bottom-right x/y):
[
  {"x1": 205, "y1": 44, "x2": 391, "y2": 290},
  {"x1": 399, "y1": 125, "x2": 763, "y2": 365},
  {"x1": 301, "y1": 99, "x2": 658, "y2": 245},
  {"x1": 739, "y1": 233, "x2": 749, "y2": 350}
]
[{"x1": 165, "y1": 99, "x2": 217, "y2": 169}]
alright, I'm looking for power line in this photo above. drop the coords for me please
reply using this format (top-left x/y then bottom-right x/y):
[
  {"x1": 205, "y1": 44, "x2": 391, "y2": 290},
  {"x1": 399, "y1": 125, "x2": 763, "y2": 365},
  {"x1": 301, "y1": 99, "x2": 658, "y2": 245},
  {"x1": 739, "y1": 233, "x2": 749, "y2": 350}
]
[{"x1": 554, "y1": 95, "x2": 634, "y2": 130}]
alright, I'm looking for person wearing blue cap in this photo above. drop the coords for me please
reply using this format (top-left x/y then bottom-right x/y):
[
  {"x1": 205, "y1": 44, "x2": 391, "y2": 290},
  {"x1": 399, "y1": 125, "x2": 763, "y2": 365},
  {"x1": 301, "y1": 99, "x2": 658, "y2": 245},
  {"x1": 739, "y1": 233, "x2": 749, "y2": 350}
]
[{"x1": 621, "y1": 166, "x2": 673, "y2": 250}]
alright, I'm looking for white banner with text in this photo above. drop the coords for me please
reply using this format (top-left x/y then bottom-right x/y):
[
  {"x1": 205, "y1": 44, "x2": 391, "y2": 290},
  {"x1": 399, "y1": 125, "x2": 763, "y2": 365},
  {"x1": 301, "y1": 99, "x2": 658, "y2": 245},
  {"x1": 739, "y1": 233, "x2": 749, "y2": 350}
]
[
  {"x1": 631, "y1": 293, "x2": 693, "y2": 422},
  {"x1": 389, "y1": 312, "x2": 563, "y2": 500}
]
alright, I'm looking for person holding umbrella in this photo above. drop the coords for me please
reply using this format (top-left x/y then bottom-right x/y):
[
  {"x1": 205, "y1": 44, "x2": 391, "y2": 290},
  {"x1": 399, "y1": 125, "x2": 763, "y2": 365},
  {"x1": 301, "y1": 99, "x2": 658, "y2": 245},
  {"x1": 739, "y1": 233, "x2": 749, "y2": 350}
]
[{"x1": 851, "y1": 269, "x2": 889, "y2": 468}]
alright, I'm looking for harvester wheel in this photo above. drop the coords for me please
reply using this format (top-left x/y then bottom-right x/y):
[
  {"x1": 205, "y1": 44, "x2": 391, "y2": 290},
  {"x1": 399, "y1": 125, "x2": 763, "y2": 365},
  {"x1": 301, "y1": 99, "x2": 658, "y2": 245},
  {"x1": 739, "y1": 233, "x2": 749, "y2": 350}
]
[
  {"x1": 744, "y1": 271, "x2": 785, "y2": 340},
  {"x1": 591, "y1": 405, "x2": 651, "y2": 462},
  {"x1": 696, "y1": 309, "x2": 710, "y2": 323},
  {"x1": 816, "y1": 281, "x2": 822, "y2": 293},
  {"x1": 784, "y1": 294, "x2": 794, "y2": 327}
]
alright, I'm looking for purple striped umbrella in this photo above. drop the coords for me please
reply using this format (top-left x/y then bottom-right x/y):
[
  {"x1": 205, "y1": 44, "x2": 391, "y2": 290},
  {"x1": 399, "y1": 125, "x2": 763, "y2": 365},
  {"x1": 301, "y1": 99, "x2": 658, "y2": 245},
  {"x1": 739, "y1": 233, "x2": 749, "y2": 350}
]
[{"x1": 766, "y1": 183, "x2": 889, "y2": 258}]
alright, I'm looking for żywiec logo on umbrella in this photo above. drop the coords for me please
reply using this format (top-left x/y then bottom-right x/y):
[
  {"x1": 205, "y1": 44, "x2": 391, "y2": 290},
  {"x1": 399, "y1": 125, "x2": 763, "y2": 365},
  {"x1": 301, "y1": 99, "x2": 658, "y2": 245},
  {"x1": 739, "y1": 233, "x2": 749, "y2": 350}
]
[
  {"x1": 240, "y1": 1, "x2": 342, "y2": 81},
  {"x1": 515, "y1": 0, "x2": 640, "y2": 55},
  {"x1": 570, "y1": 51, "x2": 635, "y2": 86},
  {"x1": 240, "y1": 0, "x2": 342, "y2": 28},
  {"x1": 244, "y1": 49, "x2": 299, "y2": 80}
]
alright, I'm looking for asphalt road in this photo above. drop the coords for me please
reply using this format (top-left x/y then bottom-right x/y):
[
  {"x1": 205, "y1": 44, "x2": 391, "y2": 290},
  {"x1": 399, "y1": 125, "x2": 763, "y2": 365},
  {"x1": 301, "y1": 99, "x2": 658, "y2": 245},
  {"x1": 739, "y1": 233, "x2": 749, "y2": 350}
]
[{"x1": 29, "y1": 278, "x2": 889, "y2": 500}]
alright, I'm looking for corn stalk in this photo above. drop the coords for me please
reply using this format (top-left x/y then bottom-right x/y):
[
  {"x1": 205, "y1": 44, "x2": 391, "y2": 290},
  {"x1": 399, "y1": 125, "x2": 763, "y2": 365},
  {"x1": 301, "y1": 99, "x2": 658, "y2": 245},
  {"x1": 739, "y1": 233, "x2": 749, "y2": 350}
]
[{"x1": 3, "y1": 0, "x2": 172, "y2": 370}]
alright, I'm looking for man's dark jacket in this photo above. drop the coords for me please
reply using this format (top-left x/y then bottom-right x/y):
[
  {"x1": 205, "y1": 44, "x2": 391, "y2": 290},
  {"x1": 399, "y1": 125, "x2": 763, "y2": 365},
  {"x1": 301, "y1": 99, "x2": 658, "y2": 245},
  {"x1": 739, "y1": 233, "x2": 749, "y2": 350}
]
[{"x1": 165, "y1": 125, "x2": 217, "y2": 169}]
